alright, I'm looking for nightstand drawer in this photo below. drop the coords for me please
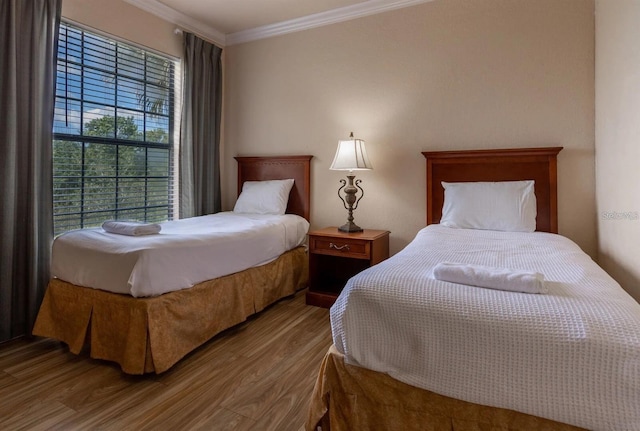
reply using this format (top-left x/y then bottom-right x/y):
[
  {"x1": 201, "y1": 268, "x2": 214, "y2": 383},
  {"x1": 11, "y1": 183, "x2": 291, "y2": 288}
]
[
  {"x1": 306, "y1": 227, "x2": 390, "y2": 308},
  {"x1": 310, "y1": 236, "x2": 370, "y2": 259}
]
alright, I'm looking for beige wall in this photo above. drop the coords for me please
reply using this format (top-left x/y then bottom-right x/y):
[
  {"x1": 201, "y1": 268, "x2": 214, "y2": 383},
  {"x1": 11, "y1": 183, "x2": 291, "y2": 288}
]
[
  {"x1": 224, "y1": 0, "x2": 596, "y2": 256},
  {"x1": 62, "y1": 0, "x2": 182, "y2": 58},
  {"x1": 595, "y1": 0, "x2": 640, "y2": 301}
]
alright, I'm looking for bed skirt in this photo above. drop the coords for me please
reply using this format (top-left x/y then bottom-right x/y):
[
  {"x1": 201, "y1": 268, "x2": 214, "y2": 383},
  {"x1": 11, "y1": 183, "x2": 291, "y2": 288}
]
[
  {"x1": 306, "y1": 345, "x2": 586, "y2": 431},
  {"x1": 33, "y1": 246, "x2": 308, "y2": 374}
]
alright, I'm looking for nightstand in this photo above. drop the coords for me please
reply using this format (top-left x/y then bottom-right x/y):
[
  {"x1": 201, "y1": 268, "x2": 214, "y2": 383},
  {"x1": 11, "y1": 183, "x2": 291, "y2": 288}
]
[{"x1": 305, "y1": 227, "x2": 390, "y2": 308}]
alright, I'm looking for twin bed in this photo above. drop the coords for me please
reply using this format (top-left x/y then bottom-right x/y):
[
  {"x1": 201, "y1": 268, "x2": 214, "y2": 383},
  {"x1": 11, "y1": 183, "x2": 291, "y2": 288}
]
[
  {"x1": 32, "y1": 148, "x2": 640, "y2": 430},
  {"x1": 307, "y1": 148, "x2": 640, "y2": 431},
  {"x1": 33, "y1": 155, "x2": 312, "y2": 374}
]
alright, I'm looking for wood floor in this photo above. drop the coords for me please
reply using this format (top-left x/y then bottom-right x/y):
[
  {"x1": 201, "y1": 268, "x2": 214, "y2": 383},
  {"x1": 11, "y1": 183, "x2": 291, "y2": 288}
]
[{"x1": 0, "y1": 290, "x2": 332, "y2": 431}]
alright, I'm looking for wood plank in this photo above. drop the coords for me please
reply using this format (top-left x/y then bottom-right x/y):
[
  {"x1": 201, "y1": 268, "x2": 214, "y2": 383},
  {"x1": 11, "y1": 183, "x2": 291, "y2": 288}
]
[
  {"x1": 180, "y1": 407, "x2": 257, "y2": 431},
  {"x1": 0, "y1": 370, "x2": 16, "y2": 390},
  {"x1": 0, "y1": 399, "x2": 76, "y2": 431},
  {"x1": 0, "y1": 338, "x2": 64, "y2": 370},
  {"x1": 0, "y1": 290, "x2": 332, "y2": 431},
  {"x1": 52, "y1": 379, "x2": 166, "y2": 429},
  {"x1": 220, "y1": 313, "x2": 330, "y2": 418},
  {"x1": 228, "y1": 335, "x2": 331, "y2": 428},
  {"x1": 0, "y1": 353, "x2": 102, "y2": 419},
  {"x1": 114, "y1": 353, "x2": 246, "y2": 429}
]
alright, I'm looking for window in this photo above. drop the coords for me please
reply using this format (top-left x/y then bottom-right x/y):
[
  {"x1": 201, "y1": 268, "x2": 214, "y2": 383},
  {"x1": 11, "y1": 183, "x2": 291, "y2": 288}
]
[{"x1": 53, "y1": 23, "x2": 176, "y2": 235}]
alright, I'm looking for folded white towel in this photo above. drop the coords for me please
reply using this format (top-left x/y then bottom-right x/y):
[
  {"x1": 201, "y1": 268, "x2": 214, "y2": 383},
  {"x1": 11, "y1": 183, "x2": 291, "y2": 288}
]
[
  {"x1": 101, "y1": 220, "x2": 162, "y2": 236},
  {"x1": 433, "y1": 262, "x2": 546, "y2": 294}
]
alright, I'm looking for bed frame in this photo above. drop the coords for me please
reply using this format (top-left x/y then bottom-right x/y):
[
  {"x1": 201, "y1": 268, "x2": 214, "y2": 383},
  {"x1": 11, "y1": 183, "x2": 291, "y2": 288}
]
[
  {"x1": 33, "y1": 155, "x2": 313, "y2": 374},
  {"x1": 306, "y1": 147, "x2": 588, "y2": 431},
  {"x1": 423, "y1": 147, "x2": 563, "y2": 233}
]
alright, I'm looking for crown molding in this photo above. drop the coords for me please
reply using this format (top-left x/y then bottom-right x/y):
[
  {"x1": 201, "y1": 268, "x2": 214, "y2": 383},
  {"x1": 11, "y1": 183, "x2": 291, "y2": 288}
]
[
  {"x1": 123, "y1": 0, "x2": 435, "y2": 48},
  {"x1": 226, "y1": 0, "x2": 435, "y2": 45},
  {"x1": 122, "y1": 0, "x2": 227, "y2": 47}
]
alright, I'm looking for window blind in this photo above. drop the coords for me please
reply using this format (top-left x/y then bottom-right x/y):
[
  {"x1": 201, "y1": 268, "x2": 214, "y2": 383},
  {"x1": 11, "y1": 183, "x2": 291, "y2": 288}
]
[{"x1": 53, "y1": 22, "x2": 176, "y2": 235}]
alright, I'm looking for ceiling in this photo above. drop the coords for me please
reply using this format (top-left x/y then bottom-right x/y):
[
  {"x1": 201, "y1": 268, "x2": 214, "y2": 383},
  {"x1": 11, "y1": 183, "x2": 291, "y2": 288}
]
[{"x1": 123, "y1": 0, "x2": 433, "y2": 46}]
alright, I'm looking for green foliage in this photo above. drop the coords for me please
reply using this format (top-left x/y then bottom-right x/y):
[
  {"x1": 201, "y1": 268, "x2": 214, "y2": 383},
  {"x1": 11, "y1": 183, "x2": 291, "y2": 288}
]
[
  {"x1": 84, "y1": 115, "x2": 139, "y2": 139},
  {"x1": 139, "y1": 54, "x2": 172, "y2": 115},
  {"x1": 146, "y1": 128, "x2": 168, "y2": 143},
  {"x1": 53, "y1": 115, "x2": 170, "y2": 234},
  {"x1": 53, "y1": 140, "x2": 83, "y2": 231}
]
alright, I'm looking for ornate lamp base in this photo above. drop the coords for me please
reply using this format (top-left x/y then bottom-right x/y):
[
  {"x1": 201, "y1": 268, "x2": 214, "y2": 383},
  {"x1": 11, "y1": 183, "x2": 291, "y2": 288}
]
[
  {"x1": 338, "y1": 221, "x2": 363, "y2": 233},
  {"x1": 336, "y1": 173, "x2": 365, "y2": 233}
]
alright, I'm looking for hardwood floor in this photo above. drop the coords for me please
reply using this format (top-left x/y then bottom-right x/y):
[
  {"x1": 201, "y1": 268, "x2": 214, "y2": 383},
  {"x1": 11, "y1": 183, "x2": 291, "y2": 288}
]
[{"x1": 0, "y1": 290, "x2": 332, "y2": 431}]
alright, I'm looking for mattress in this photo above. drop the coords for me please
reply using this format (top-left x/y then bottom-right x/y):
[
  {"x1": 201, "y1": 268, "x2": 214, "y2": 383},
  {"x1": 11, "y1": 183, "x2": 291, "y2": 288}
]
[
  {"x1": 51, "y1": 212, "x2": 309, "y2": 297},
  {"x1": 331, "y1": 225, "x2": 640, "y2": 431}
]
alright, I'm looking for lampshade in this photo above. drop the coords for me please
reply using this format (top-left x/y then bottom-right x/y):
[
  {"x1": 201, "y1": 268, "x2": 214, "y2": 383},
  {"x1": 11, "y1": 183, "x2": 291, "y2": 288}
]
[{"x1": 330, "y1": 133, "x2": 373, "y2": 171}]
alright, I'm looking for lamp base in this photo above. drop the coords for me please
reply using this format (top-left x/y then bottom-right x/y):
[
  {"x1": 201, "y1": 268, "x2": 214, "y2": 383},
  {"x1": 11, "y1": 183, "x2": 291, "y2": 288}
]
[{"x1": 338, "y1": 221, "x2": 363, "y2": 233}]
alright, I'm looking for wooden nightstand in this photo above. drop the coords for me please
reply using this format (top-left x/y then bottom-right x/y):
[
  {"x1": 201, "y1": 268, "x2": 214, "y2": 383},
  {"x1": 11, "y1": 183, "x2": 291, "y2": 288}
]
[{"x1": 306, "y1": 227, "x2": 390, "y2": 308}]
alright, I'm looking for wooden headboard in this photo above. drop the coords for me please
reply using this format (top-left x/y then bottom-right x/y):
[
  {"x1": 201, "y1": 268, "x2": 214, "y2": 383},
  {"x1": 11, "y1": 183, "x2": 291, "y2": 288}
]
[
  {"x1": 422, "y1": 147, "x2": 563, "y2": 233},
  {"x1": 235, "y1": 155, "x2": 313, "y2": 221}
]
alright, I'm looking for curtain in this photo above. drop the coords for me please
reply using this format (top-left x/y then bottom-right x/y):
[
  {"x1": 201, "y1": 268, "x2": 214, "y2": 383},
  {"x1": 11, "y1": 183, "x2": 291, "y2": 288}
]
[
  {"x1": 180, "y1": 33, "x2": 223, "y2": 218},
  {"x1": 0, "y1": 0, "x2": 61, "y2": 342}
]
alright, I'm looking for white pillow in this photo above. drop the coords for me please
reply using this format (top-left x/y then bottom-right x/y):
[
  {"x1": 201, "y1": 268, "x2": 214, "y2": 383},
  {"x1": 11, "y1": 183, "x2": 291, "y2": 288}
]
[
  {"x1": 233, "y1": 179, "x2": 295, "y2": 215},
  {"x1": 440, "y1": 180, "x2": 537, "y2": 232}
]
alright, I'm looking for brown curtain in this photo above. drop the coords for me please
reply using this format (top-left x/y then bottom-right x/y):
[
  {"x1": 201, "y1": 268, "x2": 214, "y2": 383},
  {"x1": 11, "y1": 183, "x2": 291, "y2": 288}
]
[
  {"x1": 0, "y1": 0, "x2": 61, "y2": 342},
  {"x1": 179, "y1": 33, "x2": 223, "y2": 218}
]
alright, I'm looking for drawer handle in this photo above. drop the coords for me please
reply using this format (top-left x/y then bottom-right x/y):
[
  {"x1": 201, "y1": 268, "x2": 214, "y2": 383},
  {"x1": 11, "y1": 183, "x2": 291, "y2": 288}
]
[{"x1": 329, "y1": 242, "x2": 350, "y2": 251}]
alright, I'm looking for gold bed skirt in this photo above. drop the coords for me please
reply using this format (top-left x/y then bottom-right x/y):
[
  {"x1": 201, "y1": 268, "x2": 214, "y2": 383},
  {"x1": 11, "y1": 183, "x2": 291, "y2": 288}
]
[
  {"x1": 33, "y1": 246, "x2": 308, "y2": 374},
  {"x1": 306, "y1": 345, "x2": 586, "y2": 431}
]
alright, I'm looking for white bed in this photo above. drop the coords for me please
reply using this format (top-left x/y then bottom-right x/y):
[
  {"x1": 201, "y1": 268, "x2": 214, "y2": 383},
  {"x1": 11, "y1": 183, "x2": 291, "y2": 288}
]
[
  {"x1": 52, "y1": 212, "x2": 309, "y2": 297},
  {"x1": 308, "y1": 148, "x2": 640, "y2": 431},
  {"x1": 34, "y1": 155, "x2": 314, "y2": 374},
  {"x1": 331, "y1": 224, "x2": 640, "y2": 431}
]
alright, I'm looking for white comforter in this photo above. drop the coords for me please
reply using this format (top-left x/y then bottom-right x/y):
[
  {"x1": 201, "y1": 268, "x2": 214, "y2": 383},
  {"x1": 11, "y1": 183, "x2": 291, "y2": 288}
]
[
  {"x1": 52, "y1": 212, "x2": 309, "y2": 297},
  {"x1": 331, "y1": 225, "x2": 640, "y2": 431}
]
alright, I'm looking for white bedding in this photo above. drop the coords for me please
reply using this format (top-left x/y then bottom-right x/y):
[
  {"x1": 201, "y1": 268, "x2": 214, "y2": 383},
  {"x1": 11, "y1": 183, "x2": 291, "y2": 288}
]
[
  {"x1": 52, "y1": 212, "x2": 309, "y2": 297},
  {"x1": 331, "y1": 225, "x2": 640, "y2": 431}
]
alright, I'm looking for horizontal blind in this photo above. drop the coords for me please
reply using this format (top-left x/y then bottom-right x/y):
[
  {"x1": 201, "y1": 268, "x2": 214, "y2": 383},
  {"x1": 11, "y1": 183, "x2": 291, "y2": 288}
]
[{"x1": 53, "y1": 22, "x2": 175, "y2": 235}]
